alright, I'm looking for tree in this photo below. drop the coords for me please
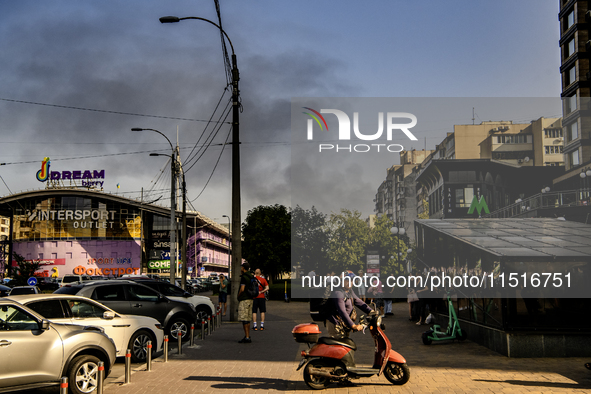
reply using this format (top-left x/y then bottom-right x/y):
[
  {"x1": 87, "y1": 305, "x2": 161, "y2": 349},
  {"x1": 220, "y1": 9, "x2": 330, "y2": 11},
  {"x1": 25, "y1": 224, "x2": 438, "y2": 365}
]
[
  {"x1": 242, "y1": 204, "x2": 291, "y2": 283},
  {"x1": 291, "y1": 205, "x2": 328, "y2": 275},
  {"x1": 369, "y1": 214, "x2": 410, "y2": 277},
  {"x1": 12, "y1": 253, "x2": 41, "y2": 286},
  {"x1": 325, "y1": 209, "x2": 369, "y2": 274}
]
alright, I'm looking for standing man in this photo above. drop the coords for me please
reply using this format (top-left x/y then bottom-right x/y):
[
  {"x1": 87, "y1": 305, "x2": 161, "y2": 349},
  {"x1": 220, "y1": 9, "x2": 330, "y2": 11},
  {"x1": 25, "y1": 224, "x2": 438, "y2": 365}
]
[
  {"x1": 218, "y1": 274, "x2": 228, "y2": 316},
  {"x1": 252, "y1": 269, "x2": 269, "y2": 331},
  {"x1": 237, "y1": 262, "x2": 254, "y2": 343}
]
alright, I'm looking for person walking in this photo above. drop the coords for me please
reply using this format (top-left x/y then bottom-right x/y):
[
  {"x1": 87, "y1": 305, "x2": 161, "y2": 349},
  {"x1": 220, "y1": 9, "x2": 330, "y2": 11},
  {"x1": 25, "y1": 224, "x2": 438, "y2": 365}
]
[
  {"x1": 237, "y1": 263, "x2": 254, "y2": 343},
  {"x1": 252, "y1": 269, "x2": 269, "y2": 331},
  {"x1": 218, "y1": 274, "x2": 228, "y2": 316},
  {"x1": 356, "y1": 270, "x2": 366, "y2": 302}
]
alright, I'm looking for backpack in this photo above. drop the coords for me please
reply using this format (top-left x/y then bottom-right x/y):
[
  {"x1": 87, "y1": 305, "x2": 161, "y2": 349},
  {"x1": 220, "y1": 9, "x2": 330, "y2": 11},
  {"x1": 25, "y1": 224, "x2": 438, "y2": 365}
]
[{"x1": 246, "y1": 275, "x2": 261, "y2": 299}]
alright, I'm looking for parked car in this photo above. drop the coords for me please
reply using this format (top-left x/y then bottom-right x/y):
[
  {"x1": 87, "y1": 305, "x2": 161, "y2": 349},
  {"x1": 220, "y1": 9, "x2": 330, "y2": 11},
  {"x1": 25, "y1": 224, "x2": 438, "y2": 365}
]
[
  {"x1": 38, "y1": 277, "x2": 60, "y2": 292},
  {"x1": 0, "y1": 298, "x2": 116, "y2": 394},
  {"x1": 120, "y1": 278, "x2": 214, "y2": 324},
  {"x1": 7, "y1": 294, "x2": 164, "y2": 363},
  {"x1": 9, "y1": 286, "x2": 41, "y2": 296},
  {"x1": 60, "y1": 274, "x2": 92, "y2": 288},
  {"x1": 0, "y1": 285, "x2": 11, "y2": 297},
  {"x1": 54, "y1": 280, "x2": 197, "y2": 340}
]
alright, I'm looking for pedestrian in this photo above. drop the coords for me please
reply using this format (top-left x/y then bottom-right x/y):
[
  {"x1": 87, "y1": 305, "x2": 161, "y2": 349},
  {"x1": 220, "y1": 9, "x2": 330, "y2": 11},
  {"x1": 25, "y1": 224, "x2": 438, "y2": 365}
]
[
  {"x1": 356, "y1": 270, "x2": 366, "y2": 302},
  {"x1": 308, "y1": 269, "x2": 316, "y2": 277},
  {"x1": 237, "y1": 262, "x2": 254, "y2": 343},
  {"x1": 367, "y1": 275, "x2": 384, "y2": 317},
  {"x1": 252, "y1": 268, "x2": 269, "y2": 331},
  {"x1": 384, "y1": 284, "x2": 395, "y2": 316},
  {"x1": 218, "y1": 274, "x2": 228, "y2": 316}
]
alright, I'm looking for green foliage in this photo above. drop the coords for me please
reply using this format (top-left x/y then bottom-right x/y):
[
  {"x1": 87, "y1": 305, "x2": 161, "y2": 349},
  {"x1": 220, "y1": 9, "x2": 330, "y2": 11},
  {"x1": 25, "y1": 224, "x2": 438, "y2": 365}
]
[
  {"x1": 369, "y1": 215, "x2": 410, "y2": 277},
  {"x1": 291, "y1": 205, "x2": 328, "y2": 274},
  {"x1": 326, "y1": 209, "x2": 369, "y2": 274},
  {"x1": 12, "y1": 253, "x2": 41, "y2": 286},
  {"x1": 418, "y1": 199, "x2": 429, "y2": 219},
  {"x1": 242, "y1": 204, "x2": 291, "y2": 283}
]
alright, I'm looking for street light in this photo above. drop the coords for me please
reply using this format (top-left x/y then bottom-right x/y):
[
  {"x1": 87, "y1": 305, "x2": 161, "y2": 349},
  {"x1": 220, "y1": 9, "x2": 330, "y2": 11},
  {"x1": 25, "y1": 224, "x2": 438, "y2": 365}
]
[
  {"x1": 222, "y1": 215, "x2": 231, "y2": 280},
  {"x1": 160, "y1": 15, "x2": 242, "y2": 321},
  {"x1": 133, "y1": 128, "x2": 178, "y2": 286}
]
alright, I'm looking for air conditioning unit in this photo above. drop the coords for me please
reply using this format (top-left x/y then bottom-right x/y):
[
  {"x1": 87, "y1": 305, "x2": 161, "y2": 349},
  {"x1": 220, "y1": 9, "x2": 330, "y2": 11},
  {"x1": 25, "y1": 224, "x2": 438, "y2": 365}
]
[{"x1": 201, "y1": 257, "x2": 208, "y2": 262}]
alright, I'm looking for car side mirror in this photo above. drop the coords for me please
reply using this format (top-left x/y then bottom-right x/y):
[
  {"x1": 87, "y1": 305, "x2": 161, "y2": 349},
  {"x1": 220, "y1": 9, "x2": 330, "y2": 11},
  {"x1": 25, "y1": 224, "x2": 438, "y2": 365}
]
[
  {"x1": 103, "y1": 311, "x2": 115, "y2": 320},
  {"x1": 157, "y1": 294, "x2": 167, "y2": 303},
  {"x1": 40, "y1": 319, "x2": 50, "y2": 331}
]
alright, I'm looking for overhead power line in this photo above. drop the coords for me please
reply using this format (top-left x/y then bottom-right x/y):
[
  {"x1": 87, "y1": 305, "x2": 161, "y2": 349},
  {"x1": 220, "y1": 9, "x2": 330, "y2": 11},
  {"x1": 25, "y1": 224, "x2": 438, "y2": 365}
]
[{"x1": 0, "y1": 97, "x2": 231, "y2": 124}]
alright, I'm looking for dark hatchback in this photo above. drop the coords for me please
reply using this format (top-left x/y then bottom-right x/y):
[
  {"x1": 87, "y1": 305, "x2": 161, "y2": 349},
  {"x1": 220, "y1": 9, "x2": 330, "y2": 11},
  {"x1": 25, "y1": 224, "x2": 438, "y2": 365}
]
[{"x1": 54, "y1": 280, "x2": 197, "y2": 340}]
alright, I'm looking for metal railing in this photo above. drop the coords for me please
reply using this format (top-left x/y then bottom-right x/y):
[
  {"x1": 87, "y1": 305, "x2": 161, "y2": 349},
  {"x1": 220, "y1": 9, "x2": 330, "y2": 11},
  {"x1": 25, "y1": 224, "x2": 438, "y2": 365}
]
[{"x1": 484, "y1": 189, "x2": 589, "y2": 218}]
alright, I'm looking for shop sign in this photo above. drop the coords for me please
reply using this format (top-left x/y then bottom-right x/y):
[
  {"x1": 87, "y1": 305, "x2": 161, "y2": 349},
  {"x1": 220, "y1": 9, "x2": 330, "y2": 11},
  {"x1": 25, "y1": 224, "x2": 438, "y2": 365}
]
[
  {"x1": 36, "y1": 157, "x2": 106, "y2": 187},
  {"x1": 151, "y1": 231, "x2": 169, "y2": 240},
  {"x1": 87, "y1": 257, "x2": 132, "y2": 265},
  {"x1": 27, "y1": 209, "x2": 118, "y2": 229},
  {"x1": 73, "y1": 265, "x2": 139, "y2": 276},
  {"x1": 148, "y1": 260, "x2": 170, "y2": 269}
]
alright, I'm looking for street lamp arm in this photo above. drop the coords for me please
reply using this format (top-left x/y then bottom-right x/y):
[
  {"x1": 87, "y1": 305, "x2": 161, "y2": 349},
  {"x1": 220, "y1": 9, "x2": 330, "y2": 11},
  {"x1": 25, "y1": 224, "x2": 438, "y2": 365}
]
[
  {"x1": 159, "y1": 16, "x2": 235, "y2": 55},
  {"x1": 132, "y1": 128, "x2": 174, "y2": 152}
]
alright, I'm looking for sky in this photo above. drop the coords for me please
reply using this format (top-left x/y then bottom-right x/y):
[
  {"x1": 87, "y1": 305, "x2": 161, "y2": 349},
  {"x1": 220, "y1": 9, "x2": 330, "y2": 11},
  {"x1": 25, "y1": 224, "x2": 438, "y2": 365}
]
[{"x1": 0, "y1": 1, "x2": 562, "y2": 222}]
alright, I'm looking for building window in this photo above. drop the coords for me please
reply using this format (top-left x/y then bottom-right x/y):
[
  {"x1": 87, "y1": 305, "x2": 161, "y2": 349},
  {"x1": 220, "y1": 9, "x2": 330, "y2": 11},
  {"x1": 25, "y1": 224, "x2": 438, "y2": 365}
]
[
  {"x1": 495, "y1": 134, "x2": 531, "y2": 144},
  {"x1": 564, "y1": 65, "x2": 576, "y2": 86},
  {"x1": 455, "y1": 187, "x2": 474, "y2": 208},
  {"x1": 66, "y1": 252, "x2": 72, "y2": 259},
  {"x1": 569, "y1": 150, "x2": 580, "y2": 167},
  {"x1": 565, "y1": 10, "x2": 575, "y2": 31},
  {"x1": 566, "y1": 38, "x2": 576, "y2": 59},
  {"x1": 544, "y1": 128, "x2": 563, "y2": 138},
  {"x1": 564, "y1": 93, "x2": 577, "y2": 114},
  {"x1": 51, "y1": 253, "x2": 57, "y2": 259},
  {"x1": 545, "y1": 145, "x2": 563, "y2": 154},
  {"x1": 566, "y1": 122, "x2": 579, "y2": 142}
]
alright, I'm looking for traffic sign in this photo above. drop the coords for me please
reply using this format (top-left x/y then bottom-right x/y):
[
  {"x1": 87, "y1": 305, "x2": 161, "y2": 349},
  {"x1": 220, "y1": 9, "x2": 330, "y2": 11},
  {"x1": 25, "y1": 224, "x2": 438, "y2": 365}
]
[{"x1": 27, "y1": 277, "x2": 38, "y2": 286}]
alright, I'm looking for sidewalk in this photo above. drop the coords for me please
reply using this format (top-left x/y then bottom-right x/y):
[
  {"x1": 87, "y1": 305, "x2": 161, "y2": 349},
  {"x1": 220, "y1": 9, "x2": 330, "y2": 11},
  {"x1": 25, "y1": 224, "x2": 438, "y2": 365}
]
[{"x1": 105, "y1": 297, "x2": 591, "y2": 393}]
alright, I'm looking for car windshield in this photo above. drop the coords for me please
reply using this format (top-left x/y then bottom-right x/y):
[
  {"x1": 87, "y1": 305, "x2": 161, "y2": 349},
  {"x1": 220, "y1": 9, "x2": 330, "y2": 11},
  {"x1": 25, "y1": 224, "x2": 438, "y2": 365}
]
[
  {"x1": 9, "y1": 288, "x2": 36, "y2": 295},
  {"x1": 157, "y1": 283, "x2": 186, "y2": 297}
]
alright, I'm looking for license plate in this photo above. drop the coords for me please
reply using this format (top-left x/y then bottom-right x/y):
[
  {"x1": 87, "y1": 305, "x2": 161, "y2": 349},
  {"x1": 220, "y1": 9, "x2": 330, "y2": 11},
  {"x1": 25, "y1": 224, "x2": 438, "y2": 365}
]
[{"x1": 297, "y1": 358, "x2": 307, "y2": 371}]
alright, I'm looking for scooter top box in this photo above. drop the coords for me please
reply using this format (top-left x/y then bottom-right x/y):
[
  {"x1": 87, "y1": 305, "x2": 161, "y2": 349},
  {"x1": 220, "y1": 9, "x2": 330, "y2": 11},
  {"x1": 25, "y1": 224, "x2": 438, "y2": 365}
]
[{"x1": 292, "y1": 323, "x2": 321, "y2": 343}]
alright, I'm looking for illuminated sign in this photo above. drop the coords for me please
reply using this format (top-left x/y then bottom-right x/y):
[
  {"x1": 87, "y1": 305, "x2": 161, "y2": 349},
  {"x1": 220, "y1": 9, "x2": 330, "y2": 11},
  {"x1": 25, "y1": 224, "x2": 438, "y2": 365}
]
[
  {"x1": 467, "y1": 196, "x2": 490, "y2": 215},
  {"x1": 36, "y1": 157, "x2": 106, "y2": 187}
]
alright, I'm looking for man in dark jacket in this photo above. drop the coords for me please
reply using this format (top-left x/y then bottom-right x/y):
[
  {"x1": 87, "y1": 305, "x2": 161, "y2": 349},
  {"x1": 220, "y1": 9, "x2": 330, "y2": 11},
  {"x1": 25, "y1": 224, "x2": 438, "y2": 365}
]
[
  {"x1": 327, "y1": 272, "x2": 373, "y2": 339},
  {"x1": 237, "y1": 262, "x2": 254, "y2": 343}
]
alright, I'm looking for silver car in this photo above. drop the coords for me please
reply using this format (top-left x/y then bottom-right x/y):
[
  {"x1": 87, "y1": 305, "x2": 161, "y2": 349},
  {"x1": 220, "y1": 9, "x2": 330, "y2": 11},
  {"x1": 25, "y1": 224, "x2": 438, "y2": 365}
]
[{"x1": 0, "y1": 299, "x2": 116, "y2": 394}]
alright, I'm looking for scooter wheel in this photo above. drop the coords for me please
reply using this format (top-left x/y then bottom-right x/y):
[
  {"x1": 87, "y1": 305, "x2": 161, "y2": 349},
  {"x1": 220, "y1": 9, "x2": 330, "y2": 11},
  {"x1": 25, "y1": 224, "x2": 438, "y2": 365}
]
[
  {"x1": 384, "y1": 362, "x2": 410, "y2": 385},
  {"x1": 457, "y1": 329, "x2": 468, "y2": 341},
  {"x1": 421, "y1": 331, "x2": 433, "y2": 345},
  {"x1": 303, "y1": 359, "x2": 331, "y2": 390}
]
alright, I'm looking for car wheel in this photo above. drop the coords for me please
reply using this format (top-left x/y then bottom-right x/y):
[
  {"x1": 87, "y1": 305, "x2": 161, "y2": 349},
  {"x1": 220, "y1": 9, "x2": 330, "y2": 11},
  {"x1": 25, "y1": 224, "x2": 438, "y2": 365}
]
[
  {"x1": 68, "y1": 354, "x2": 101, "y2": 394},
  {"x1": 195, "y1": 306, "x2": 212, "y2": 326},
  {"x1": 168, "y1": 317, "x2": 190, "y2": 341},
  {"x1": 128, "y1": 329, "x2": 154, "y2": 363}
]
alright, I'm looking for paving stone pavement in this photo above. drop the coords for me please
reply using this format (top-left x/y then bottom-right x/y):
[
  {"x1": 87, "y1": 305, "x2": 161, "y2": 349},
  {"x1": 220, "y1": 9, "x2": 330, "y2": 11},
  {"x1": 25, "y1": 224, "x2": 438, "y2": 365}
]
[{"x1": 104, "y1": 296, "x2": 591, "y2": 394}]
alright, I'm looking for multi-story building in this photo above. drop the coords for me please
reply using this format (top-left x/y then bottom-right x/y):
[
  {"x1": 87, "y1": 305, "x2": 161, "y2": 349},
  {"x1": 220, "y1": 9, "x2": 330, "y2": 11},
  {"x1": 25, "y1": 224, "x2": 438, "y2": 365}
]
[
  {"x1": 555, "y1": 0, "x2": 591, "y2": 188},
  {"x1": 373, "y1": 150, "x2": 434, "y2": 242}
]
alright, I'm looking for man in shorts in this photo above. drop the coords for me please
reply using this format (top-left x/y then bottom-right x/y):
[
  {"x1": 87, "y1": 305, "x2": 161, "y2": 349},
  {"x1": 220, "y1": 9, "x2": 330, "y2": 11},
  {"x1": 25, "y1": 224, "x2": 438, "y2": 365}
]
[
  {"x1": 237, "y1": 263, "x2": 254, "y2": 343},
  {"x1": 252, "y1": 269, "x2": 269, "y2": 331}
]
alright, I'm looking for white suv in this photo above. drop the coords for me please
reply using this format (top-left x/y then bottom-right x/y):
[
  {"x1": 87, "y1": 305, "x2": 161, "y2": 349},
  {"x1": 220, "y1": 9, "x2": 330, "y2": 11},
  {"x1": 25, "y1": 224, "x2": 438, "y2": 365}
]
[{"x1": 59, "y1": 274, "x2": 92, "y2": 288}]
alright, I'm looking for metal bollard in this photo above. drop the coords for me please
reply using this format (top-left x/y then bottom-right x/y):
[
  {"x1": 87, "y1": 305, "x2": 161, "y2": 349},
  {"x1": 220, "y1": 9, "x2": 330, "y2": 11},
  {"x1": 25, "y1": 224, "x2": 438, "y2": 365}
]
[
  {"x1": 218, "y1": 308, "x2": 222, "y2": 328},
  {"x1": 211, "y1": 313, "x2": 216, "y2": 333},
  {"x1": 190, "y1": 324, "x2": 195, "y2": 347},
  {"x1": 208, "y1": 316, "x2": 211, "y2": 335},
  {"x1": 124, "y1": 349, "x2": 131, "y2": 384},
  {"x1": 146, "y1": 341, "x2": 152, "y2": 371},
  {"x1": 201, "y1": 319, "x2": 205, "y2": 340},
  {"x1": 59, "y1": 377, "x2": 68, "y2": 394},
  {"x1": 97, "y1": 361, "x2": 105, "y2": 394},
  {"x1": 163, "y1": 335, "x2": 169, "y2": 362},
  {"x1": 177, "y1": 331, "x2": 182, "y2": 355}
]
